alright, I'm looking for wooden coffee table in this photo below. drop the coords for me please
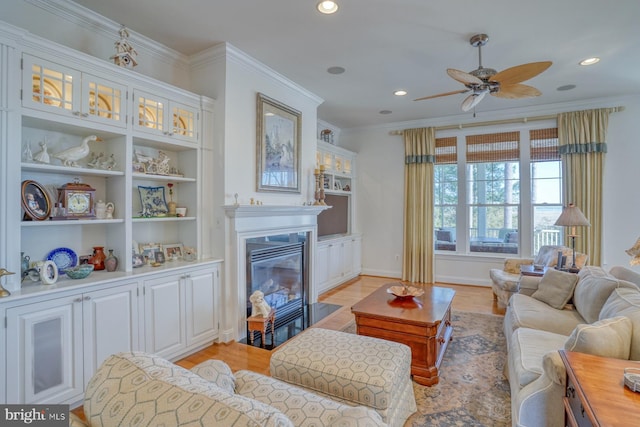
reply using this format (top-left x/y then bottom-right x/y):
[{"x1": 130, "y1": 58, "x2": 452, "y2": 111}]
[{"x1": 351, "y1": 284, "x2": 455, "y2": 385}]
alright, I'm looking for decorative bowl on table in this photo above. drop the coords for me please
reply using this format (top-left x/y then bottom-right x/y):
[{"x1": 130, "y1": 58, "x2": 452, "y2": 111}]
[
  {"x1": 63, "y1": 264, "x2": 94, "y2": 280},
  {"x1": 387, "y1": 284, "x2": 424, "y2": 299}
]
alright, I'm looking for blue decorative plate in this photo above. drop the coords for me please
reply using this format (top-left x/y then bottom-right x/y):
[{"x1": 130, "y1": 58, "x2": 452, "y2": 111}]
[{"x1": 46, "y1": 247, "x2": 78, "y2": 275}]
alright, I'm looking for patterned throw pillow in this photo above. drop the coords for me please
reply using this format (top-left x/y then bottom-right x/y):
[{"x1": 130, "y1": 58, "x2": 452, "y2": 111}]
[{"x1": 532, "y1": 268, "x2": 579, "y2": 309}]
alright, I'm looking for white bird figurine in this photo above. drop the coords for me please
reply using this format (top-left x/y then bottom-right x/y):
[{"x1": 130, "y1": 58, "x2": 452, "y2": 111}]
[{"x1": 53, "y1": 135, "x2": 102, "y2": 167}]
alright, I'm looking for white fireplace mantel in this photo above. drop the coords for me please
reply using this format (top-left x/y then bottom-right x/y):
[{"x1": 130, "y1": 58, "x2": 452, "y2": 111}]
[{"x1": 221, "y1": 204, "x2": 329, "y2": 343}]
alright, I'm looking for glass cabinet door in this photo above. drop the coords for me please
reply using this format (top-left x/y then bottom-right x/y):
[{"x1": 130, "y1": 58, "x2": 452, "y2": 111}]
[
  {"x1": 6, "y1": 296, "x2": 83, "y2": 404},
  {"x1": 82, "y1": 75, "x2": 127, "y2": 127},
  {"x1": 23, "y1": 55, "x2": 80, "y2": 115}
]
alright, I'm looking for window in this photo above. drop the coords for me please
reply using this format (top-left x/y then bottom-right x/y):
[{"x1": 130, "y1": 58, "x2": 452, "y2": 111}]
[
  {"x1": 433, "y1": 125, "x2": 562, "y2": 257},
  {"x1": 466, "y1": 132, "x2": 520, "y2": 255},
  {"x1": 530, "y1": 128, "x2": 562, "y2": 253},
  {"x1": 434, "y1": 137, "x2": 457, "y2": 251}
]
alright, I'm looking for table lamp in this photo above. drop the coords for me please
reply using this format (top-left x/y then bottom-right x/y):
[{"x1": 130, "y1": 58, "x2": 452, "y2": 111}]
[{"x1": 554, "y1": 203, "x2": 590, "y2": 270}]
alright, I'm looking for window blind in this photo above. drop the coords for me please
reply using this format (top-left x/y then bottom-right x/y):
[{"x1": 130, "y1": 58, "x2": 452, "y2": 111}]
[{"x1": 466, "y1": 131, "x2": 520, "y2": 163}]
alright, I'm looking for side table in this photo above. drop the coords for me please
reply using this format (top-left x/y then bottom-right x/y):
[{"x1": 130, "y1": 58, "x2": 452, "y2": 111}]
[
  {"x1": 247, "y1": 308, "x2": 276, "y2": 348},
  {"x1": 560, "y1": 350, "x2": 640, "y2": 427}
]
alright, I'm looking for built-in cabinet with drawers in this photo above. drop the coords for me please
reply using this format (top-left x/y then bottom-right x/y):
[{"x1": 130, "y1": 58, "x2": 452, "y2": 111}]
[{"x1": 0, "y1": 23, "x2": 221, "y2": 406}]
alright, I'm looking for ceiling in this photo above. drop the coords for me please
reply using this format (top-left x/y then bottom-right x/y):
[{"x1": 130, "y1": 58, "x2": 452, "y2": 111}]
[{"x1": 71, "y1": 0, "x2": 640, "y2": 129}]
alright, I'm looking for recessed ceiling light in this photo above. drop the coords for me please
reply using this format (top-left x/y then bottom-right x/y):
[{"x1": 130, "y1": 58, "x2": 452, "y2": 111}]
[
  {"x1": 327, "y1": 66, "x2": 345, "y2": 75},
  {"x1": 394, "y1": 90, "x2": 407, "y2": 96},
  {"x1": 379, "y1": 110, "x2": 392, "y2": 115},
  {"x1": 317, "y1": 1, "x2": 338, "y2": 14},
  {"x1": 557, "y1": 84, "x2": 576, "y2": 91},
  {"x1": 579, "y1": 57, "x2": 600, "y2": 66}
]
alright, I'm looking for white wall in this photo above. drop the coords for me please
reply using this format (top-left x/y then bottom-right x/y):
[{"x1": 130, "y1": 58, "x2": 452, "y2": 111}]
[{"x1": 341, "y1": 95, "x2": 640, "y2": 286}]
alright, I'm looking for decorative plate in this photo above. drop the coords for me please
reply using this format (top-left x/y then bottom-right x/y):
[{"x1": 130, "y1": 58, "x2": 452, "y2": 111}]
[
  {"x1": 387, "y1": 284, "x2": 425, "y2": 299},
  {"x1": 46, "y1": 247, "x2": 78, "y2": 275}
]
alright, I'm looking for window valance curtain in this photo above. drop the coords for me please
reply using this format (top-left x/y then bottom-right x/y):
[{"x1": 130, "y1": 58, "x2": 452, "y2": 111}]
[
  {"x1": 403, "y1": 127, "x2": 435, "y2": 283},
  {"x1": 558, "y1": 108, "x2": 613, "y2": 265}
]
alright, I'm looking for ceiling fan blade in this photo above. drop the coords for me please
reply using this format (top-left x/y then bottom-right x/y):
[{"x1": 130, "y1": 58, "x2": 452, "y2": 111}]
[
  {"x1": 414, "y1": 89, "x2": 469, "y2": 101},
  {"x1": 489, "y1": 61, "x2": 552, "y2": 85},
  {"x1": 447, "y1": 68, "x2": 483, "y2": 86},
  {"x1": 492, "y1": 83, "x2": 542, "y2": 99},
  {"x1": 461, "y1": 91, "x2": 488, "y2": 112}
]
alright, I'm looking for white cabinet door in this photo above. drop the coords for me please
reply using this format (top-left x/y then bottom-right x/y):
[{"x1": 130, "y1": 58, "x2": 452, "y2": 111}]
[
  {"x1": 352, "y1": 236, "x2": 362, "y2": 275},
  {"x1": 83, "y1": 282, "x2": 140, "y2": 385},
  {"x1": 342, "y1": 238, "x2": 354, "y2": 278},
  {"x1": 6, "y1": 295, "x2": 83, "y2": 404},
  {"x1": 144, "y1": 274, "x2": 185, "y2": 358},
  {"x1": 185, "y1": 266, "x2": 218, "y2": 346},
  {"x1": 315, "y1": 243, "x2": 330, "y2": 293},
  {"x1": 328, "y1": 242, "x2": 344, "y2": 283}
]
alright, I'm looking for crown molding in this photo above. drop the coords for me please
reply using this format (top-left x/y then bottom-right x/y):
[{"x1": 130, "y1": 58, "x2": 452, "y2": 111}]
[
  {"x1": 25, "y1": 0, "x2": 191, "y2": 70},
  {"x1": 190, "y1": 42, "x2": 324, "y2": 107},
  {"x1": 341, "y1": 94, "x2": 637, "y2": 135}
]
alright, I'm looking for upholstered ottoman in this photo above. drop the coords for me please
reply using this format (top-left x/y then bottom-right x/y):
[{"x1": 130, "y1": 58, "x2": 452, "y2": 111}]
[{"x1": 270, "y1": 328, "x2": 416, "y2": 427}]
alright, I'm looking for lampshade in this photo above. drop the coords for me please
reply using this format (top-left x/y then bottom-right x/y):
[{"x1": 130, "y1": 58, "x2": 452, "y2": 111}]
[
  {"x1": 626, "y1": 236, "x2": 640, "y2": 266},
  {"x1": 554, "y1": 203, "x2": 590, "y2": 230}
]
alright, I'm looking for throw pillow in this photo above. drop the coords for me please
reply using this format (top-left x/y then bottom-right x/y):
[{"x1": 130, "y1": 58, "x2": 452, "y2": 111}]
[
  {"x1": 573, "y1": 266, "x2": 621, "y2": 323},
  {"x1": 599, "y1": 288, "x2": 640, "y2": 360},
  {"x1": 564, "y1": 316, "x2": 632, "y2": 360},
  {"x1": 531, "y1": 268, "x2": 579, "y2": 309},
  {"x1": 191, "y1": 359, "x2": 236, "y2": 395}
]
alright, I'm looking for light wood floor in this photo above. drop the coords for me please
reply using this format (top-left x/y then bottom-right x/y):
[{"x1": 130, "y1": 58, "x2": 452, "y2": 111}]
[{"x1": 174, "y1": 275, "x2": 502, "y2": 375}]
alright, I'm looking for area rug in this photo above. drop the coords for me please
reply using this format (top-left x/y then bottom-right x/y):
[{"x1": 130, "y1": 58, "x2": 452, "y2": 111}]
[{"x1": 342, "y1": 311, "x2": 511, "y2": 427}]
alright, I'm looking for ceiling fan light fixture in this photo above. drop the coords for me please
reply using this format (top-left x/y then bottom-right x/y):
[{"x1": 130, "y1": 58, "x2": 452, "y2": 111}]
[
  {"x1": 317, "y1": 1, "x2": 338, "y2": 14},
  {"x1": 394, "y1": 90, "x2": 407, "y2": 96},
  {"x1": 579, "y1": 57, "x2": 600, "y2": 66},
  {"x1": 461, "y1": 91, "x2": 487, "y2": 112}
]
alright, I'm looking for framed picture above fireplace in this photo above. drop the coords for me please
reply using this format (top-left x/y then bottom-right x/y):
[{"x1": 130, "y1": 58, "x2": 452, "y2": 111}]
[{"x1": 256, "y1": 93, "x2": 301, "y2": 193}]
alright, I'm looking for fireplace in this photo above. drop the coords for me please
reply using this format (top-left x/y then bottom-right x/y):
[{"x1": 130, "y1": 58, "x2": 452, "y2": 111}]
[
  {"x1": 246, "y1": 233, "x2": 309, "y2": 341},
  {"x1": 223, "y1": 204, "x2": 328, "y2": 344}
]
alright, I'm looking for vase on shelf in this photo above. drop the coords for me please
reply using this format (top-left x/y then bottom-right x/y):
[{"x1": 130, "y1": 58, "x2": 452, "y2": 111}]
[
  {"x1": 105, "y1": 249, "x2": 118, "y2": 272},
  {"x1": 90, "y1": 246, "x2": 106, "y2": 271}
]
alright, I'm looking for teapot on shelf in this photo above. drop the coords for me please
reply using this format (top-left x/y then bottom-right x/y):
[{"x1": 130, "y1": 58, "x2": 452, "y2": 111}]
[{"x1": 95, "y1": 200, "x2": 115, "y2": 219}]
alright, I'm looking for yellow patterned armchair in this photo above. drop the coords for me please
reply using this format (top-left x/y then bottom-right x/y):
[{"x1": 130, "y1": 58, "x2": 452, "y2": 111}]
[{"x1": 489, "y1": 245, "x2": 588, "y2": 309}]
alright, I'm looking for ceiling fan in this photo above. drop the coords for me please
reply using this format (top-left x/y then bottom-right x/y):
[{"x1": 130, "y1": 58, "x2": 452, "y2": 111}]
[{"x1": 414, "y1": 34, "x2": 552, "y2": 112}]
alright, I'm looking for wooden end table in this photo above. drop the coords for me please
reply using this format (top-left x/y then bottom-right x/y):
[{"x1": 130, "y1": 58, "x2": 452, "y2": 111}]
[
  {"x1": 520, "y1": 264, "x2": 548, "y2": 276},
  {"x1": 560, "y1": 350, "x2": 640, "y2": 426},
  {"x1": 350, "y1": 284, "x2": 455, "y2": 386},
  {"x1": 247, "y1": 308, "x2": 276, "y2": 348}
]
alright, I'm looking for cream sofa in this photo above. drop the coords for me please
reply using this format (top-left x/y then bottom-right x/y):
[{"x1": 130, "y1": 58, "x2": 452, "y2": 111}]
[
  {"x1": 69, "y1": 351, "x2": 387, "y2": 427},
  {"x1": 504, "y1": 265, "x2": 640, "y2": 427},
  {"x1": 490, "y1": 245, "x2": 588, "y2": 309}
]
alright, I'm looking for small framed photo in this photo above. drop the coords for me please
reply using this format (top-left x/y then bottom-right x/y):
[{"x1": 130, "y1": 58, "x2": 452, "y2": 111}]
[
  {"x1": 21, "y1": 180, "x2": 52, "y2": 221},
  {"x1": 139, "y1": 243, "x2": 161, "y2": 261},
  {"x1": 132, "y1": 253, "x2": 145, "y2": 268},
  {"x1": 163, "y1": 243, "x2": 184, "y2": 260},
  {"x1": 132, "y1": 162, "x2": 146, "y2": 173},
  {"x1": 154, "y1": 251, "x2": 166, "y2": 264},
  {"x1": 40, "y1": 260, "x2": 58, "y2": 285}
]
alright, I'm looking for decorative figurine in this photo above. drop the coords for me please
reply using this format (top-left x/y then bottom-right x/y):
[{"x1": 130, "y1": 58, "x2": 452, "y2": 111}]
[
  {"x1": 110, "y1": 26, "x2": 138, "y2": 68},
  {"x1": 100, "y1": 154, "x2": 117, "y2": 170},
  {"x1": 249, "y1": 290, "x2": 272, "y2": 318},
  {"x1": 53, "y1": 135, "x2": 102, "y2": 167},
  {"x1": 22, "y1": 140, "x2": 33, "y2": 162},
  {"x1": 33, "y1": 139, "x2": 50, "y2": 164},
  {"x1": 0, "y1": 268, "x2": 14, "y2": 297}
]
